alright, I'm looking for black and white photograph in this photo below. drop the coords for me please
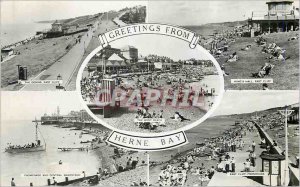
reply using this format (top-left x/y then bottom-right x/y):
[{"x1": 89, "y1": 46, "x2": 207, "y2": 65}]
[
  {"x1": 148, "y1": 1, "x2": 299, "y2": 90},
  {"x1": 1, "y1": 1, "x2": 300, "y2": 187},
  {"x1": 149, "y1": 91, "x2": 299, "y2": 186},
  {"x1": 1, "y1": 92, "x2": 148, "y2": 186},
  {"x1": 79, "y1": 33, "x2": 223, "y2": 133},
  {"x1": 1, "y1": 1, "x2": 147, "y2": 91}
]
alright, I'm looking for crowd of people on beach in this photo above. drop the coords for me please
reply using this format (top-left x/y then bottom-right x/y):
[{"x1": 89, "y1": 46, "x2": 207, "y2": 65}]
[
  {"x1": 81, "y1": 66, "x2": 216, "y2": 121},
  {"x1": 81, "y1": 71, "x2": 103, "y2": 103},
  {"x1": 93, "y1": 152, "x2": 147, "y2": 186},
  {"x1": 134, "y1": 107, "x2": 164, "y2": 129},
  {"x1": 154, "y1": 120, "x2": 261, "y2": 186}
]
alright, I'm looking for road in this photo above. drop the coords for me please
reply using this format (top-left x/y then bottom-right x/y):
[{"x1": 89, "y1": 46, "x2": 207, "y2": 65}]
[{"x1": 65, "y1": 12, "x2": 120, "y2": 90}]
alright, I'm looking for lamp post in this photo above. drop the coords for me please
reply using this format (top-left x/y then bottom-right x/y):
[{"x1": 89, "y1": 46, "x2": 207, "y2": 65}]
[
  {"x1": 57, "y1": 74, "x2": 62, "y2": 90},
  {"x1": 278, "y1": 106, "x2": 294, "y2": 186}
]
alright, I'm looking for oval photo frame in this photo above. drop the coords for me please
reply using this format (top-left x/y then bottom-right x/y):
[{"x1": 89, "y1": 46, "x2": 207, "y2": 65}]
[{"x1": 76, "y1": 23, "x2": 225, "y2": 137}]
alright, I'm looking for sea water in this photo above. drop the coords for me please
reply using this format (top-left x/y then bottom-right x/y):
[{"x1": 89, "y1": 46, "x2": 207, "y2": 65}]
[
  {"x1": 1, "y1": 23, "x2": 51, "y2": 47},
  {"x1": 150, "y1": 116, "x2": 236, "y2": 162},
  {"x1": 1, "y1": 120, "x2": 101, "y2": 186}
]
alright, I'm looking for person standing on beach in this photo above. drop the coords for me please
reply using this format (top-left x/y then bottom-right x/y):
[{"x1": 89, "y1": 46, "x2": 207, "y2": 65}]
[
  {"x1": 132, "y1": 157, "x2": 139, "y2": 169},
  {"x1": 244, "y1": 159, "x2": 251, "y2": 172},
  {"x1": 228, "y1": 141, "x2": 232, "y2": 152},
  {"x1": 233, "y1": 140, "x2": 237, "y2": 152},
  {"x1": 252, "y1": 141, "x2": 256, "y2": 152},
  {"x1": 126, "y1": 157, "x2": 133, "y2": 170},
  {"x1": 231, "y1": 157, "x2": 236, "y2": 172},
  {"x1": 11, "y1": 178, "x2": 15, "y2": 186},
  {"x1": 225, "y1": 159, "x2": 230, "y2": 173},
  {"x1": 249, "y1": 151, "x2": 256, "y2": 167}
]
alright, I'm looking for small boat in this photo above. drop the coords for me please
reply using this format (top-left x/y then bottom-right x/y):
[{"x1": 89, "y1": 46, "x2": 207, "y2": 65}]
[
  {"x1": 81, "y1": 132, "x2": 90, "y2": 135},
  {"x1": 196, "y1": 142, "x2": 206, "y2": 147},
  {"x1": 5, "y1": 120, "x2": 46, "y2": 154},
  {"x1": 80, "y1": 140, "x2": 91, "y2": 144}
]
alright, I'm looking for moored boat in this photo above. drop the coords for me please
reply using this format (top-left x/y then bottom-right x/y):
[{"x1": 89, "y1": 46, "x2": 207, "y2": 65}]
[
  {"x1": 5, "y1": 145, "x2": 45, "y2": 154},
  {"x1": 5, "y1": 119, "x2": 46, "y2": 154}
]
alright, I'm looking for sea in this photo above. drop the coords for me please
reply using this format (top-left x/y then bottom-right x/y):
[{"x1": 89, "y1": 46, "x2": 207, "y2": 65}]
[
  {"x1": 150, "y1": 116, "x2": 236, "y2": 162},
  {"x1": 1, "y1": 23, "x2": 51, "y2": 48},
  {"x1": 1, "y1": 120, "x2": 101, "y2": 186}
]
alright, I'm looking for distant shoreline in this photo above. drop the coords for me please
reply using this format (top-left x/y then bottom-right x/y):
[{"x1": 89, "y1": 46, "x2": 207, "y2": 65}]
[
  {"x1": 1, "y1": 22, "x2": 51, "y2": 48},
  {"x1": 35, "y1": 21, "x2": 55, "y2": 24}
]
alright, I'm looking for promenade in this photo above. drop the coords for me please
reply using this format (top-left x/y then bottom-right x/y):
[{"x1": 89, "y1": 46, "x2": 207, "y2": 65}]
[
  {"x1": 66, "y1": 12, "x2": 120, "y2": 90},
  {"x1": 208, "y1": 127, "x2": 264, "y2": 186}
]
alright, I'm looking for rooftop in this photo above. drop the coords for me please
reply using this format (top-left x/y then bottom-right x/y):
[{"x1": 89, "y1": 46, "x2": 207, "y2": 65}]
[{"x1": 266, "y1": 0, "x2": 294, "y2": 3}]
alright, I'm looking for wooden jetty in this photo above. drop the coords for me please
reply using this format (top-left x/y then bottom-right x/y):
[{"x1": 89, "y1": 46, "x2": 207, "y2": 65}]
[{"x1": 58, "y1": 147, "x2": 86, "y2": 151}]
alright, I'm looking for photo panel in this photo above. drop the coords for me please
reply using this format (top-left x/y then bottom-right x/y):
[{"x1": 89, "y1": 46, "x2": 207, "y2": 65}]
[
  {"x1": 1, "y1": 91, "x2": 149, "y2": 186},
  {"x1": 149, "y1": 90, "x2": 299, "y2": 186},
  {"x1": 148, "y1": 1, "x2": 300, "y2": 90}
]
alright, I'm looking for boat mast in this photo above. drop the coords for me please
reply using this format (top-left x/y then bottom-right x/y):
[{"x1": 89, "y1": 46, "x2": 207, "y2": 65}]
[{"x1": 35, "y1": 118, "x2": 39, "y2": 142}]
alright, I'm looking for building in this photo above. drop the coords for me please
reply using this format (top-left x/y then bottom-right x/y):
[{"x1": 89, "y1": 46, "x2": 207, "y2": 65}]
[
  {"x1": 100, "y1": 53, "x2": 128, "y2": 73},
  {"x1": 120, "y1": 45, "x2": 138, "y2": 63},
  {"x1": 80, "y1": 110, "x2": 93, "y2": 121},
  {"x1": 1, "y1": 48, "x2": 14, "y2": 58},
  {"x1": 249, "y1": 0, "x2": 299, "y2": 34},
  {"x1": 51, "y1": 20, "x2": 63, "y2": 32},
  {"x1": 288, "y1": 103, "x2": 299, "y2": 124}
]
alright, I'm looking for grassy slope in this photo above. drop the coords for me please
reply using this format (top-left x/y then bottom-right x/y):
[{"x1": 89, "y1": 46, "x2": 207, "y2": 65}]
[
  {"x1": 186, "y1": 22, "x2": 299, "y2": 90},
  {"x1": 1, "y1": 35, "x2": 79, "y2": 88},
  {"x1": 223, "y1": 32, "x2": 299, "y2": 90}
]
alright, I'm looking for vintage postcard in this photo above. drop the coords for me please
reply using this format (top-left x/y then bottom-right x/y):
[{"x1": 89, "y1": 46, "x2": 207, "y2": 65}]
[{"x1": 1, "y1": 1, "x2": 299, "y2": 187}]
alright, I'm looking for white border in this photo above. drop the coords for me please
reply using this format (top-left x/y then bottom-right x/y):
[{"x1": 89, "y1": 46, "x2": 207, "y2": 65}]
[{"x1": 76, "y1": 25, "x2": 225, "y2": 137}]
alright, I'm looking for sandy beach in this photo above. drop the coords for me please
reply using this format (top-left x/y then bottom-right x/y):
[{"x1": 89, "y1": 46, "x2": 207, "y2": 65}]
[
  {"x1": 149, "y1": 116, "x2": 238, "y2": 186},
  {"x1": 62, "y1": 125, "x2": 148, "y2": 186}
]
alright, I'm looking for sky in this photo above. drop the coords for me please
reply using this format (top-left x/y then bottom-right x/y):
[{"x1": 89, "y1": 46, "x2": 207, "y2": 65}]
[
  {"x1": 148, "y1": 1, "x2": 300, "y2": 25},
  {"x1": 1, "y1": 92, "x2": 84, "y2": 121},
  {"x1": 212, "y1": 91, "x2": 299, "y2": 116},
  {"x1": 110, "y1": 34, "x2": 211, "y2": 60},
  {"x1": 1, "y1": 1, "x2": 147, "y2": 24}
]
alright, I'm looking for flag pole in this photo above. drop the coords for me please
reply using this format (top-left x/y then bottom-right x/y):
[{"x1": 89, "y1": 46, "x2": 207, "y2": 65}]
[{"x1": 278, "y1": 106, "x2": 294, "y2": 186}]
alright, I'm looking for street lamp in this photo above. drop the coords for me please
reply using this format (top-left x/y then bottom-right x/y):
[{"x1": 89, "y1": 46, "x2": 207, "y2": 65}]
[
  {"x1": 56, "y1": 74, "x2": 62, "y2": 90},
  {"x1": 278, "y1": 106, "x2": 294, "y2": 187}
]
